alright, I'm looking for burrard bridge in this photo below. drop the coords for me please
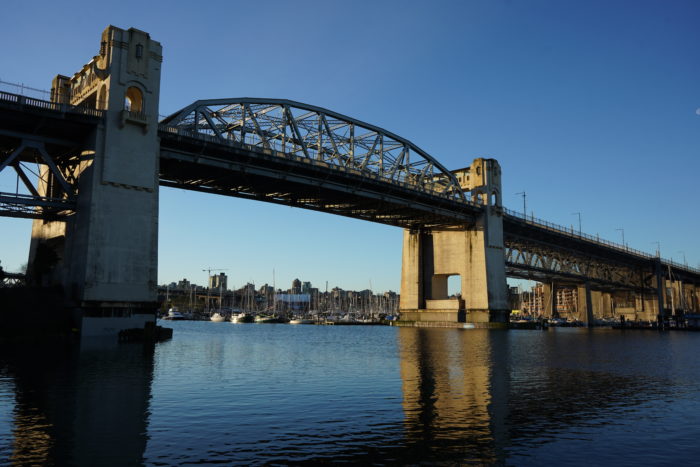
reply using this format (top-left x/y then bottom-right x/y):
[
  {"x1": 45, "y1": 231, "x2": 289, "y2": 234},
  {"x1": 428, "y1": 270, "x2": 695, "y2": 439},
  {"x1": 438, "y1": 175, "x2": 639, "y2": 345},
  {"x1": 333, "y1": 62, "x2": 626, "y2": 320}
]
[{"x1": 1, "y1": 26, "x2": 698, "y2": 335}]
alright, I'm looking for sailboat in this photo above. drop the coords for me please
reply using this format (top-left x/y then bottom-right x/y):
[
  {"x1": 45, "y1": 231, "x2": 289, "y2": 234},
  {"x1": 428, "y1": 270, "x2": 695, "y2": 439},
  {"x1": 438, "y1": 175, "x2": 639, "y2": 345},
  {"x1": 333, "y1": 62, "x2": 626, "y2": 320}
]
[
  {"x1": 209, "y1": 284, "x2": 226, "y2": 322},
  {"x1": 210, "y1": 312, "x2": 226, "y2": 322}
]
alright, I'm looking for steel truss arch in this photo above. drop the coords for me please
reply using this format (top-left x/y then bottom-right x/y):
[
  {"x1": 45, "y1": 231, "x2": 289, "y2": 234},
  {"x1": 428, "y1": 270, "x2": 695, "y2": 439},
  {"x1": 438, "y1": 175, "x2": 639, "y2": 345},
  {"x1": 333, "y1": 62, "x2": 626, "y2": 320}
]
[{"x1": 161, "y1": 98, "x2": 466, "y2": 202}]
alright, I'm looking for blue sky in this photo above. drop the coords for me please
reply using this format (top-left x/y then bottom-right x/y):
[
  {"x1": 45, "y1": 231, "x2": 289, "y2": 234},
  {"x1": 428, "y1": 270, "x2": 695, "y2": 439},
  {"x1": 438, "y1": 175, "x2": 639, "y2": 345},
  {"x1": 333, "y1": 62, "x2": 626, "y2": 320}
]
[{"x1": 1, "y1": 0, "x2": 698, "y2": 293}]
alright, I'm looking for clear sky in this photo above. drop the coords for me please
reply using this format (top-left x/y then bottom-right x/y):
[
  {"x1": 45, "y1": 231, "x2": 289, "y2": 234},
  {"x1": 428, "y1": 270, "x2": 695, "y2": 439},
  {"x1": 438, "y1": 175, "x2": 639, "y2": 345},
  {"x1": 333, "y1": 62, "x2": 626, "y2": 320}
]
[{"x1": 1, "y1": 0, "x2": 698, "y2": 293}]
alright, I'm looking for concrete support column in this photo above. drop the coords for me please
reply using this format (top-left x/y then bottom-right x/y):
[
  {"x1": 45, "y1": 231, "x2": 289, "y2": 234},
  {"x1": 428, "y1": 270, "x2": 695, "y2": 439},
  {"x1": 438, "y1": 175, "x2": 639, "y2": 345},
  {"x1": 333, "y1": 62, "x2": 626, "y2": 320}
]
[
  {"x1": 685, "y1": 283, "x2": 695, "y2": 313},
  {"x1": 654, "y1": 261, "x2": 666, "y2": 322},
  {"x1": 635, "y1": 292, "x2": 643, "y2": 319},
  {"x1": 542, "y1": 282, "x2": 558, "y2": 318},
  {"x1": 577, "y1": 283, "x2": 594, "y2": 326},
  {"x1": 461, "y1": 211, "x2": 509, "y2": 323},
  {"x1": 590, "y1": 289, "x2": 602, "y2": 319},
  {"x1": 602, "y1": 292, "x2": 613, "y2": 318},
  {"x1": 642, "y1": 294, "x2": 658, "y2": 322},
  {"x1": 399, "y1": 229, "x2": 426, "y2": 311}
]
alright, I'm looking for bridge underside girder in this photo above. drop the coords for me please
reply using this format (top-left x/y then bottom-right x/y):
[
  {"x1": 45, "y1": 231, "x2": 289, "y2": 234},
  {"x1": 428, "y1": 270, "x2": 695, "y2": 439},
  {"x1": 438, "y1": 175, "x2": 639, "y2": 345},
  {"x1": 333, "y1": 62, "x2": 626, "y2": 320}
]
[
  {"x1": 505, "y1": 234, "x2": 655, "y2": 292},
  {"x1": 0, "y1": 93, "x2": 100, "y2": 219},
  {"x1": 159, "y1": 132, "x2": 479, "y2": 229}
]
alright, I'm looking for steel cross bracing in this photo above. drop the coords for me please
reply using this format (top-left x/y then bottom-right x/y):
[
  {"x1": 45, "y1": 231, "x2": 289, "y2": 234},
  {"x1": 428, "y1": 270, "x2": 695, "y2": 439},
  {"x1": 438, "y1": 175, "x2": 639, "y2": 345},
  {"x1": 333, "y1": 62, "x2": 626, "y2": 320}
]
[
  {"x1": 0, "y1": 91, "x2": 103, "y2": 219},
  {"x1": 159, "y1": 98, "x2": 467, "y2": 203},
  {"x1": 502, "y1": 209, "x2": 700, "y2": 288},
  {"x1": 505, "y1": 236, "x2": 655, "y2": 291},
  {"x1": 0, "y1": 139, "x2": 82, "y2": 219}
]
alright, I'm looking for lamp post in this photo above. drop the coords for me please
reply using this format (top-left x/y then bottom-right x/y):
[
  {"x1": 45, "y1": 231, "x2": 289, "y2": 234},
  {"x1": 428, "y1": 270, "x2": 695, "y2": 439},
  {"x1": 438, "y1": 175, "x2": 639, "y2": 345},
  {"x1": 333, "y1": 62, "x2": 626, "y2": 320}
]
[
  {"x1": 652, "y1": 241, "x2": 660, "y2": 258},
  {"x1": 616, "y1": 228, "x2": 625, "y2": 248},
  {"x1": 678, "y1": 251, "x2": 687, "y2": 267},
  {"x1": 515, "y1": 191, "x2": 526, "y2": 219},
  {"x1": 572, "y1": 212, "x2": 582, "y2": 235}
]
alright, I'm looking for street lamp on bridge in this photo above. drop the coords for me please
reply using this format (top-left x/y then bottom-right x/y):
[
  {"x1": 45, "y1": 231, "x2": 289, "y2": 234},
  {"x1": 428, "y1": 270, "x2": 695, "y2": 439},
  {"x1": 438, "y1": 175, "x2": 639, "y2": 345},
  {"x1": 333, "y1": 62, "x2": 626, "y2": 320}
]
[
  {"x1": 616, "y1": 228, "x2": 625, "y2": 248},
  {"x1": 572, "y1": 212, "x2": 582, "y2": 235},
  {"x1": 515, "y1": 191, "x2": 526, "y2": 219},
  {"x1": 652, "y1": 241, "x2": 661, "y2": 258},
  {"x1": 678, "y1": 250, "x2": 687, "y2": 267}
]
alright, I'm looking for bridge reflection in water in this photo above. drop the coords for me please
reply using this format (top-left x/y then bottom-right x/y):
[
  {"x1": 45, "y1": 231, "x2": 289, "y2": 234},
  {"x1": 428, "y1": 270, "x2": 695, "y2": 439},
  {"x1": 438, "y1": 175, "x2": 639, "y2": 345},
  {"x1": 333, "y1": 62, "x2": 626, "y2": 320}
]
[
  {"x1": 397, "y1": 328, "x2": 509, "y2": 463},
  {"x1": 0, "y1": 326, "x2": 694, "y2": 464},
  {"x1": 0, "y1": 341, "x2": 154, "y2": 465},
  {"x1": 395, "y1": 328, "x2": 679, "y2": 465}
]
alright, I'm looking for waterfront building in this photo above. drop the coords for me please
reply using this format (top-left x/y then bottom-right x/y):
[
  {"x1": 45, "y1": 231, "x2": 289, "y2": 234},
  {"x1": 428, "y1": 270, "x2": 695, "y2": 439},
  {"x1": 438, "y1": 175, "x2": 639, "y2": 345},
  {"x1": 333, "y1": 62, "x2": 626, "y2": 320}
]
[{"x1": 209, "y1": 273, "x2": 227, "y2": 292}]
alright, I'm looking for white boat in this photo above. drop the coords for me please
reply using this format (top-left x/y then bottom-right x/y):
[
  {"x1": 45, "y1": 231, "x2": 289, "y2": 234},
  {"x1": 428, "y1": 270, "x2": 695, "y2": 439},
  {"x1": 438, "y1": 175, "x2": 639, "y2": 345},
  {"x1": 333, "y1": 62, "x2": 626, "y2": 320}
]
[
  {"x1": 210, "y1": 312, "x2": 226, "y2": 322},
  {"x1": 289, "y1": 317, "x2": 315, "y2": 324},
  {"x1": 230, "y1": 312, "x2": 254, "y2": 323},
  {"x1": 164, "y1": 307, "x2": 185, "y2": 320}
]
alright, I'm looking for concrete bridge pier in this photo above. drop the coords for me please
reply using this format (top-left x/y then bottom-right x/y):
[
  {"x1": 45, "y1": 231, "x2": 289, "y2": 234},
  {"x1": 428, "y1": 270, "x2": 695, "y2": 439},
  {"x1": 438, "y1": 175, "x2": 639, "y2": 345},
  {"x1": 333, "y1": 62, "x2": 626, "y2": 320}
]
[
  {"x1": 27, "y1": 26, "x2": 162, "y2": 337},
  {"x1": 576, "y1": 283, "x2": 594, "y2": 326},
  {"x1": 685, "y1": 284, "x2": 699, "y2": 312},
  {"x1": 587, "y1": 290, "x2": 614, "y2": 319},
  {"x1": 398, "y1": 159, "x2": 509, "y2": 327},
  {"x1": 542, "y1": 282, "x2": 558, "y2": 318}
]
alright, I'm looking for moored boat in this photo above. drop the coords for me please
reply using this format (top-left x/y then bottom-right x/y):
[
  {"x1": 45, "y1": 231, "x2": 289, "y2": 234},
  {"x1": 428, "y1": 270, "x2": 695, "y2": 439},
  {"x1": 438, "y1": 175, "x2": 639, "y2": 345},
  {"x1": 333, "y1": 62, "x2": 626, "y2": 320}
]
[
  {"x1": 255, "y1": 315, "x2": 288, "y2": 323},
  {"x1": 231, "y1": 312, "x2": 254, "y2": 323},
  {"x1": 210, "y1": 312, "x2": 226, "y2": 322},
  {"x1": 289, "y1": 317, "x2": 315, "y2": 324},
  {"x1": 164, "y1": 307, "x2": 186, "y2": 320}
]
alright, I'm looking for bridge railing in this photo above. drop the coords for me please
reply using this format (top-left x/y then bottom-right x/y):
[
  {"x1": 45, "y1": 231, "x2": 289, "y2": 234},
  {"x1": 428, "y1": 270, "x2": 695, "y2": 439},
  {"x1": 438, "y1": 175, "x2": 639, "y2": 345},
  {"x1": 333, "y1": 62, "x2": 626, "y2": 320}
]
[
  {"x1": 0, "y1": 90, "x2": 103, "y2": 118},
  {"x1": 502, "y1": 207, "x2": 700, "y2": 274},
  {"x1": 158, "y1": 124, "x2": 477, "y2": 204}
]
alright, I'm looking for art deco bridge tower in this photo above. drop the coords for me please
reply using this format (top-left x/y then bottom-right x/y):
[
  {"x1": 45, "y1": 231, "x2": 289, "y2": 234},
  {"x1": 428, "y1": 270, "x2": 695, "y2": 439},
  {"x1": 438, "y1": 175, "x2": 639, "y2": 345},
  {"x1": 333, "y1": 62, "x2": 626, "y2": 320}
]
[{"x1": 28, "y1": 26, "x2": 162, "y2": 335}]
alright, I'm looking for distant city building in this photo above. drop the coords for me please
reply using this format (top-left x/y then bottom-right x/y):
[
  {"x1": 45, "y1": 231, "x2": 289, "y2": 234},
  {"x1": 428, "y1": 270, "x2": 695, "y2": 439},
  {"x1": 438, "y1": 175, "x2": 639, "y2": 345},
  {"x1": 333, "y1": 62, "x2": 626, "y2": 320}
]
[
  {"x1": 518, "y1": 284, "x2": 579, "y2": 316},
  {"x1": 301, "y1": 281, "x2": 312, "y2": 294},
  {"x1": 209, "y1": 272, "x2": 227, "y2": 292},
  {"x1": 276, "y1": 293, "x2": 311, "y2": 311},
  {"x1": 291, "y1": 278, "x2": 301, "y2": 294},
  {"x1": 178, "y1": 278, "x2": 191, "y2": 290}
]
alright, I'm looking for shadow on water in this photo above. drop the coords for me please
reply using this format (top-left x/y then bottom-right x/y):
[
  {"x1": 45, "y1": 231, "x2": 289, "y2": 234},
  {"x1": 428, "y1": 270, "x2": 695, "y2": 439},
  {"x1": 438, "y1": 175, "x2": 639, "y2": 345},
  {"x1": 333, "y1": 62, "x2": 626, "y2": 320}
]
[{"x1": 0, "y1": 339, "x2": 154, "y2": 466}]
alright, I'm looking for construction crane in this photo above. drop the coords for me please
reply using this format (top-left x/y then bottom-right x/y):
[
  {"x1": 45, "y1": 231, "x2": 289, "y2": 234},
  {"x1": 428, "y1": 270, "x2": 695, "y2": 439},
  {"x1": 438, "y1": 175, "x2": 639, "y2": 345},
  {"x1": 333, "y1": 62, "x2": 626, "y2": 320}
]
[
  {"x1": 202, "y1": 267, "x2": 228, "y2": 312},
  {"x1": 202, "y1": 267, "x2": 228, "y2": 279}
]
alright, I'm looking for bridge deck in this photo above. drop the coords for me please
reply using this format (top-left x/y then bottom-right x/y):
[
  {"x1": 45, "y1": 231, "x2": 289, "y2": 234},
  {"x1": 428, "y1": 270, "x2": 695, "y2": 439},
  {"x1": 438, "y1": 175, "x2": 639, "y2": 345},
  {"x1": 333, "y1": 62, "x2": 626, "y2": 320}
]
[
  {"x1": 1, "y1": 91, "x2": 698, "y2": 286},
  {"x1": 158, "y1": 127, "x2": 480, "y2": 229}
]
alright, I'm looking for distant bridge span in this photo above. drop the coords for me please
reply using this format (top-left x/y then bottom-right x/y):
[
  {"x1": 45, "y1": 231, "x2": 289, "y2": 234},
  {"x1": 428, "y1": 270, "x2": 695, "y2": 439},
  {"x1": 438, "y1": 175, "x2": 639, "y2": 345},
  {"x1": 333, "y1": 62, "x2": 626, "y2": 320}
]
[{"x1": 0, "y1": 25, "x2": 698, "y2": 337}]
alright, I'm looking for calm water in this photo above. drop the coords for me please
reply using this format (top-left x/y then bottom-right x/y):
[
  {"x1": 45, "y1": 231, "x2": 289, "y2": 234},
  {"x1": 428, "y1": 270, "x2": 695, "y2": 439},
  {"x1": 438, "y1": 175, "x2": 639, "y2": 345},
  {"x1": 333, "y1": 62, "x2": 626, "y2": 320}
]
[{"x1": 1, "y1": 322, "x2": 700, "y2": 465}]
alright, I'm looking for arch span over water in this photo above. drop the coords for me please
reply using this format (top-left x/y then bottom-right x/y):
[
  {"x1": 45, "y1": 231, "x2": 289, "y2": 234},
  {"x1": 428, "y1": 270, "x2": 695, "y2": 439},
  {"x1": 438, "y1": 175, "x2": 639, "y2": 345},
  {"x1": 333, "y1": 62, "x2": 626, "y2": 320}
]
[{"x1": 161, "y1": 98, "x2": 466, "y2": 202}]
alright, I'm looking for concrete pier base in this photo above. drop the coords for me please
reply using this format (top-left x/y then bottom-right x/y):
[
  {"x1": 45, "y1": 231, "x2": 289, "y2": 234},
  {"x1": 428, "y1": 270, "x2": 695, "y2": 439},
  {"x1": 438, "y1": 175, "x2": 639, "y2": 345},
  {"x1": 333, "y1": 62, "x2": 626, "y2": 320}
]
[
  {"x1": 398, "y1": 159, "x2": 509, "y2": 328},
  {"x1": 81, "y1": 313, "x2": 156, "y2": 338}
]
